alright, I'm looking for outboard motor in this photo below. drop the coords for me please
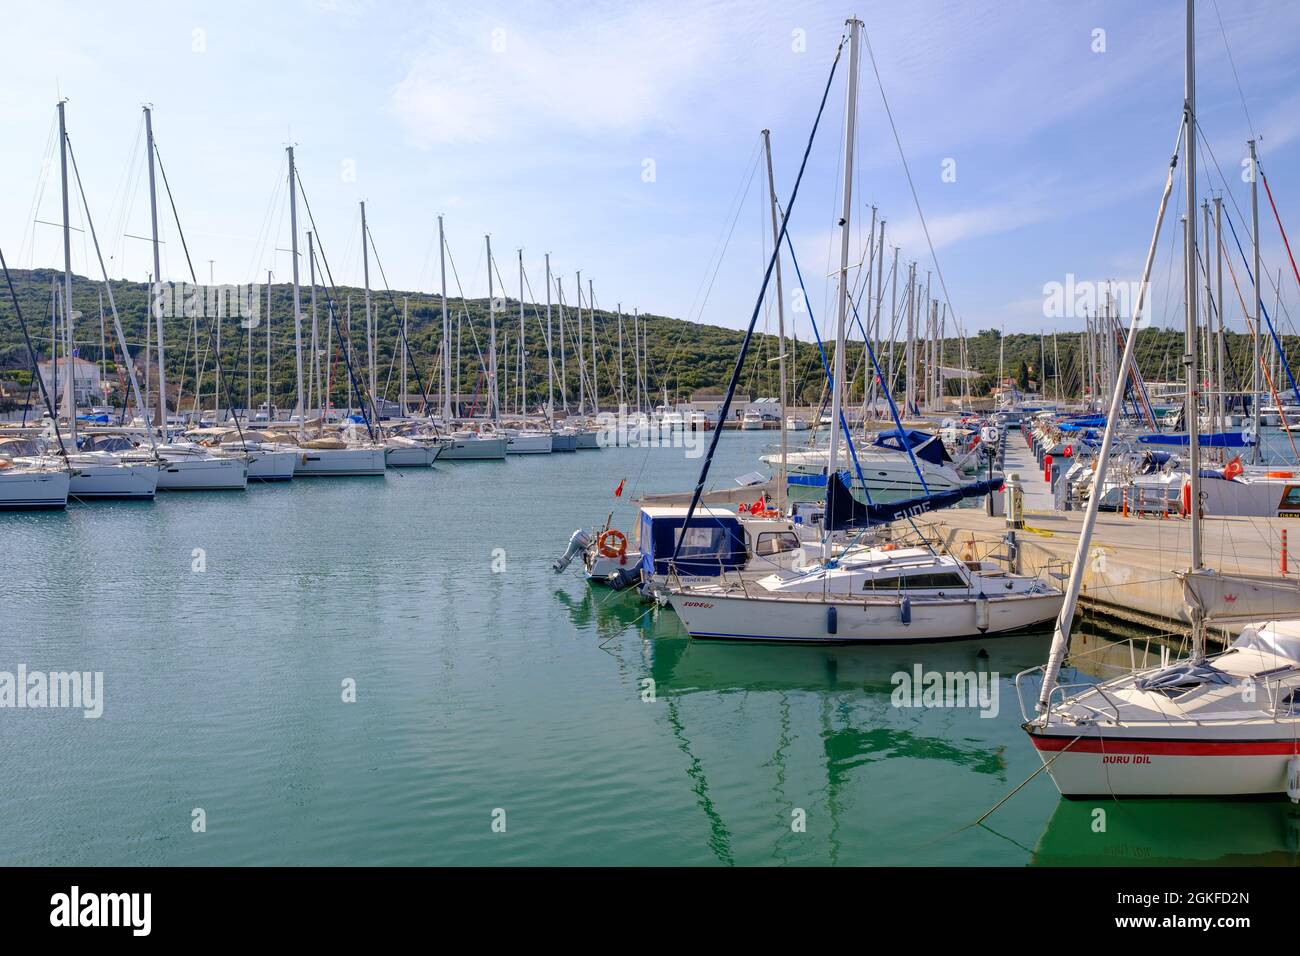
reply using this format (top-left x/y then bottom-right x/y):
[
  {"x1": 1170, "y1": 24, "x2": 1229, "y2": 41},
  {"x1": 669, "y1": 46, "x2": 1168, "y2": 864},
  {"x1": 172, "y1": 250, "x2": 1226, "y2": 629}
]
[{"x1": 552, "y1": 529, "x2": 593, "y2": 573}]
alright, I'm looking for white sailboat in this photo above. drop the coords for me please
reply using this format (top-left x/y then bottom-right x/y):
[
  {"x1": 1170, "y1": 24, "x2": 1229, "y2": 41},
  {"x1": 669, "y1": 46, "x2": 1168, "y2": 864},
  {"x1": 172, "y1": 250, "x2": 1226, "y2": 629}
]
[
  {"x1": 139, "y1": 107, "x2": 246, "y2": 491},
  {"x1": 287, "y1": 152, "x2": 386, "y2": 477},
  {"x1": 663, "y1": 19, "x2": 1061, "y2": 645},
  {"x1": 1021, "y1": 0, "x2": 1300, "y2": 799}
]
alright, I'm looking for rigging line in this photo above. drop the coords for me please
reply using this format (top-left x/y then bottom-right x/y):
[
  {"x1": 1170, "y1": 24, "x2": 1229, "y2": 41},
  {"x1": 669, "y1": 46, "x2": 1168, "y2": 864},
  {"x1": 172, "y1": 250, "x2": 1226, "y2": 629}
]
[
  {"x1": 19, "y1": 116, "x2": 58, "y2": 266},
  {"x1": 294, "y1": 171, "x2": 376, "y2": 439},
  {"x1": 1, "y1": 248, "x2": 69, "y2": 458},
  {"x1": 365, "y1": 226, "x2": 432, "y2": 414},
  {"x1": 781, "y1": 224, "x2": 874, "y2": 505},
  {"x1": 1221, "y1": 204, "x2": 1300, "y2": 406},
  {"x1": 669, "y1": 29, "x2": 848, "y2": 569},
  {"x1": 860, "y1": 18, "x2": 964, "y2": 342},
  {"x1": 1210, "y1": 0, "x2": 1257, "y2": 141},
  {"x1": 441, "y1": 238, "x2": 492, "y2": 385}
]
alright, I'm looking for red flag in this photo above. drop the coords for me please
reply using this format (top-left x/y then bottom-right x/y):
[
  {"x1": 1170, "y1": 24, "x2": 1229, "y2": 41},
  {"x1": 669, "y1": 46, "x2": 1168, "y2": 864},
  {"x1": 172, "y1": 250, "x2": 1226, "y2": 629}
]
[
  {"x1": 614, "y1": 479, "x2": 625, "y2": 497},
  {"x1": 1222, "y1": 456, "x2": 1243, "y2": 480},
  {"x1": 749, "y1": 495, "x2": 765, "y2": 515}
]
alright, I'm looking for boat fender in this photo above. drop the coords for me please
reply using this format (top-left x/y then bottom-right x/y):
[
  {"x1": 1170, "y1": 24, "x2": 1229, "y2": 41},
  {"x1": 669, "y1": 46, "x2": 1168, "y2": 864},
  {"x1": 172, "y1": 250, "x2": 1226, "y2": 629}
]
[
  {"x1": 975, "y1": 593, "x2": 989, "y2": 632},
  {"x1": 826, "y1": 606, "x2": 838, "y2": 636},
  {"x1": 900, "y1": 596, "x2": 911, "y2": 626},
  {"x1": 1288, "y1": 756, "x2": 1300, "y2": 804}
]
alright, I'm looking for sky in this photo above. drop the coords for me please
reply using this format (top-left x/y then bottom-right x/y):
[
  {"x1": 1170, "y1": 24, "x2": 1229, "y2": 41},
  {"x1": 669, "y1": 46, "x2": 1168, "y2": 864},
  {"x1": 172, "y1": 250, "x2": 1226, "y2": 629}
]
[{"x1": 4, "y1": 0, "x2": 1300, "y2": 343}]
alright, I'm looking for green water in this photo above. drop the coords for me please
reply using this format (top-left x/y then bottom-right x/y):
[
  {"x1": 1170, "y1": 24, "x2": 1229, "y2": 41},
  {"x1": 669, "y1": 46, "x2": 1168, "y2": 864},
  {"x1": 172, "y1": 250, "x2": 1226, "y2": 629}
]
[{"x1": 4, "y1": 431, "x2": 1299, "y2": 866}]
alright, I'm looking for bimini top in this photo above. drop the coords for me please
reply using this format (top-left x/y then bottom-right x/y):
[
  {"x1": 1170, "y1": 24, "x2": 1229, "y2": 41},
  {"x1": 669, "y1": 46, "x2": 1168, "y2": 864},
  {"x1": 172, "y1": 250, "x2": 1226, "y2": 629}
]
[
  {"x1": 869, "y1": 428, "x2": 950, "y2": 466},
  {"x1": 639, "y1": 508, "x2": 746, "y2": 578}
]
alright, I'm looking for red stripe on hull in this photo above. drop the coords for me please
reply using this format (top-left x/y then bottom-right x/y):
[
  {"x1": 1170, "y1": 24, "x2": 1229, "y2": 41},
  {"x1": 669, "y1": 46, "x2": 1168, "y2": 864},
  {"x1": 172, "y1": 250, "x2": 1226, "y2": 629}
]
[{"x1": 1028, "y1": 733, "x2": 1300, "y2": 757}]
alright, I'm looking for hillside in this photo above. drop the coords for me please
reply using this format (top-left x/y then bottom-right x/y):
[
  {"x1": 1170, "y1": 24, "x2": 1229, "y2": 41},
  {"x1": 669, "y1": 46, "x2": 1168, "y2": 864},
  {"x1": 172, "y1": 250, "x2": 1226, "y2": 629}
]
[{"x1": 1, "y1": 267, "x2": 1297, "y2": 412}]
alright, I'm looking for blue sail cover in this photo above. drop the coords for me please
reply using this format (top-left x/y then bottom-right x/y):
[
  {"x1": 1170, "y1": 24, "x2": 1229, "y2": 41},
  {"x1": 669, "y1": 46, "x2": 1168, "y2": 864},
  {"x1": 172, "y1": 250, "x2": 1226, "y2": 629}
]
[
  {"x1": 1135, "y1": 432, "x2": 1251, "y2": 448},
  {"x1": 870, "y1": 428, "x2": 950, "y2": 466},
  {"x1": 825, "y1": 471, "x2": 1004, "y2": 530}
]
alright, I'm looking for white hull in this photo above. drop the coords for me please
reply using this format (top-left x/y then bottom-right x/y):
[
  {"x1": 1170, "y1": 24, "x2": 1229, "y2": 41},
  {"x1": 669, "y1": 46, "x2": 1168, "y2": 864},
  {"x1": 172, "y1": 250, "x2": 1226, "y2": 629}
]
[
  {"x1": 1028, "y1": 728, "x2": 1299, "y2": 798},
  {"x1": 669, "y1": 589, "x2": 1062, "y2": 644},
  {"x1": 438, "y1": 436, "x2": 508, "y2": 460},
  {"x1": 294, "y1": 447, "x2": 387, "y2": 476},
  {"x1": 156, "y1": 456, "x2": 248, "y2": 491},
  {"x1": 69, "y1": 461, "x2": 159, "y2": 499},
  {"x1": 506, "y1": 433, "x2": 553, "y2": 454},
  {"x1": 245, "y1": 450, "x2": 297, "y2": 481},
  {"x1": 0, "y1": 468, "x2": 70, "y2": 509},
  {"x1": 384, "y1": 444, "x2": 441, "y2": 467}
]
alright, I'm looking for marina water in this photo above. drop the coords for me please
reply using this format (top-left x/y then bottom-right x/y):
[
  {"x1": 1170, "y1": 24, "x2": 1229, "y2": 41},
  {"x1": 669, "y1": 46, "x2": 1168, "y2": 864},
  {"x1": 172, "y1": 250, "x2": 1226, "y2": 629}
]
[{"x1": 5, "y1": 431, "x2": 1299, "y2": 865}]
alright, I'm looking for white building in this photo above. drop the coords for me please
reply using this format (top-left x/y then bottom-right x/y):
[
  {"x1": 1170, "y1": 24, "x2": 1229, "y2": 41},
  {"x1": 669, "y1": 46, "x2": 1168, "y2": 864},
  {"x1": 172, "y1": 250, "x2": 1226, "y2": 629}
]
[{"x1": 37, "y1": 357, "x2": 101, "y2": 408}]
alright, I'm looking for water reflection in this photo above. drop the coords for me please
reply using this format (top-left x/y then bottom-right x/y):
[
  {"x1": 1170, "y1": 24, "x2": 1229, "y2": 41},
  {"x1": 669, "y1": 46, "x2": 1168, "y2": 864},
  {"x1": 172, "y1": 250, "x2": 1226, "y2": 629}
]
[{"x1": 1032, "y1": 798, "x2": 1300, "y2": 866}]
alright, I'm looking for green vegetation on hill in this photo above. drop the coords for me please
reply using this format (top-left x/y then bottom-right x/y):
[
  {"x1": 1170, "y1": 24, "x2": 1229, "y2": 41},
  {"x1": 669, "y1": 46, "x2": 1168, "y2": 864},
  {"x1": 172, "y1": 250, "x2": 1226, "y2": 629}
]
[{"x1": 1, "y1": 268, "x2": 1297, "y2": 412}]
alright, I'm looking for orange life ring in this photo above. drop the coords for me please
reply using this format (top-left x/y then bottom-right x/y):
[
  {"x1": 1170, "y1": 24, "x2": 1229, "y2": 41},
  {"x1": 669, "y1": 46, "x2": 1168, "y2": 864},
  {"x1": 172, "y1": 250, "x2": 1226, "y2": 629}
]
[
  {"x1": 597, "y1": 529, "x2": 628, "y2": 559},
  {"x1": 1267, "y1": 471, "x2": 1294, "y2": 478},
  {"x1": 1181, "y1": 479, "x2": 1192, "y2": 516}
]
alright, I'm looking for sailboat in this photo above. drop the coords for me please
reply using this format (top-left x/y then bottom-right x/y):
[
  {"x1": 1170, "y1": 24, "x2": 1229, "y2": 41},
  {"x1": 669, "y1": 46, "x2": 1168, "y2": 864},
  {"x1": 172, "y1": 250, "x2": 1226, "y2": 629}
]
[
  {"x1": 136, "y1": 107, "x2": 246, "y2": 491},
  {"x1": 0, "y1": 254, "x2": 72, "y2": 509},
  {"x1": 661, "y1": 20, "x2": 1062, "y2": 645},
  {"x1": 1021, "y1": 0, "x2": 1300, "y2": 799},
  {"x1": 285, "y1": 157, "x2": 386, "y2": 477}
]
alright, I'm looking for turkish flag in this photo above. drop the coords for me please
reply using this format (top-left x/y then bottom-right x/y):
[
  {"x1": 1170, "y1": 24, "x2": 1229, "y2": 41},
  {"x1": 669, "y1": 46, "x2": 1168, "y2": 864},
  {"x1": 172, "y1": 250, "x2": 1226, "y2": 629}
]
[
  {"x1": 614, "y1": 479, "x2": 625, "y2": 497},
  {"x1": 749, "y1": 496, "x2": 766, "y2": 515},
  {"x1": 1222, "y1": 456, "x2": 1243, "y2": 480}
]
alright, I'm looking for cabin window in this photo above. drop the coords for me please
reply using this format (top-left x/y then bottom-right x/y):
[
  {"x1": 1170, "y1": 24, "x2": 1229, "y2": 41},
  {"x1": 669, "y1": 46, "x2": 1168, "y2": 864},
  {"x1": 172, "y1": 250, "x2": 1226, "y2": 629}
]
[
  {"x1": 1281, "y1": 486, "x2": 1300, "y2": 508},
  {"x1": 674, "y1": 526, "x2": 728, "y2": 559},
  {"x1": 864, "y1": 571, "x2": 968, "y2": 591},
  {"x1": 754, "y1": 532, "x2": 800, "y2": 557}
]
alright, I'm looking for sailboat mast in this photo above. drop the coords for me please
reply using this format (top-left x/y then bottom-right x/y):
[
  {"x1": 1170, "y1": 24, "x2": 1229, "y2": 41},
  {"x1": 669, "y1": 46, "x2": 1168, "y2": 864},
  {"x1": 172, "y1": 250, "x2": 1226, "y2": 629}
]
[
  {"x1": 361, "y1": 201, "x2": 375, "y2": 423},
  {"x1": 826, "y1": 16, "x2": 860, "y2": 479},
  {"x1": 1184, "y1": 0, "x2": 1202, "y2": 577},
  {"x1": 518, "y1": 250, "x2": 526, "y2": 417},
  {"x1": 762, "y1": 128, "x2": 788, "y2": 512},
  {"x1": 545, "y1": 252, "x2": 554, "y2": 424},
  {"x1": 265, "y1": 270, "x2": 271, "y2": 418},
  {"x1": 287, "y1": 146, "x2": 305, "y2": 438},
  {"x1": 57, "y1": 100, "x2": 78, "y2": 444},
  {"x1": 1038, "y1": 120, "x2": 1183, "y2": 709},
  {"x1": 144, "y1": 105, "x2": 166, "y2": 432},
  {"x1": 576, "y1": 268, "x2": 585, "y2": 415},
  {"x1": 486, "y1": 235, "x2": 498, "y2": 422},
  {"x1": 308, "y1": 230, "x2": 319, "y2": 419},
  {"x1": 589, "y1": 277, "x2": 597, "y2": 412},
  {"x1": 556, "y1": 275, "x2": 566, "y2": 412},
  {"x1": 439, "y1": 216, "x2": 451, "y2": 420},
  {"x1": 1214, "y1": 196, "x2": 1225, "y2": 432},
  {"x1": 1249, "y1": 137, "x2": 1261, "y2": 464}
]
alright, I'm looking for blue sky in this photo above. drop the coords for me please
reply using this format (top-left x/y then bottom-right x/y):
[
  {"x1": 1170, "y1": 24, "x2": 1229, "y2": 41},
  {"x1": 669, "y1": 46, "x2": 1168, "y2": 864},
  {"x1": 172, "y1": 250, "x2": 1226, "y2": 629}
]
[{"x1": 4, "y1": 0, "x2": 1300, "y2": 341}]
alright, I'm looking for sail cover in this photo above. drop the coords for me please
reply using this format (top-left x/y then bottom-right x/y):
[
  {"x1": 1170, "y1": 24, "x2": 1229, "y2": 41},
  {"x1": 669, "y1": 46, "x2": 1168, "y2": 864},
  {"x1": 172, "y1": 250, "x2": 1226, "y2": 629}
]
[
  {"x1": 870, "y1": 429, "x2": 950, "y2": 465},
  {"x1": 1180, "y1": 568, "x2": 1300, "y2": 624},
  {"x1": 825, "y1": 471, "x2": 1004, "y2": 531}
]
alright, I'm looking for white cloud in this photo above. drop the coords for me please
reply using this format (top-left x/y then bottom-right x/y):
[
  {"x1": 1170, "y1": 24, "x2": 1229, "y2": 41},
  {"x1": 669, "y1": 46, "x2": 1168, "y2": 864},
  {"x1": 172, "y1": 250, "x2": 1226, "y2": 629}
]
[{"x1": 390, "y1": 5, "x2": 732, "y2": 146}]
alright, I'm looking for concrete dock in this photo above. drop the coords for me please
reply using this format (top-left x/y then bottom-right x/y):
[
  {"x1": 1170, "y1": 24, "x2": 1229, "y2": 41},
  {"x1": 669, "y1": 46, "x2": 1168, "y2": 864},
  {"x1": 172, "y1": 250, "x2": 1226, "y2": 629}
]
[{"x1": 916, "y1": 433, "x2": 1294, "y2": 639}]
